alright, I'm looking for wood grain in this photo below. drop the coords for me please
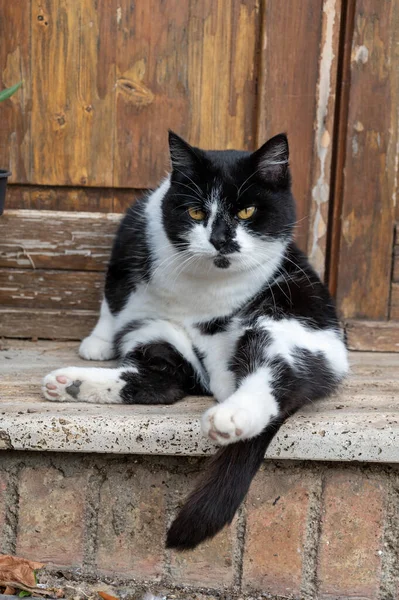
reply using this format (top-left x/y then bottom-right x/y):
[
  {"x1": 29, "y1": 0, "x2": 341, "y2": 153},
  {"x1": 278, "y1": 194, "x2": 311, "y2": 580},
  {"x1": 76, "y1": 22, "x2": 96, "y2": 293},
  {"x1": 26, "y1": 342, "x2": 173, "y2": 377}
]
[
  {"x1": 5, "y1": 185, "x2": 142, "y2": 213},
  {"x1": 30, "y1": 0, "x2": 116, "y2": 186},
  {"x1": 0, "y1": 308, "x2": 97, "y2": 340},
  {"x1": 114, "y1": 0, "x2": 259, "y2": 188},
  {"x1": 257, "y1": 0, "x2": 341, "y2": 255},
  {"x1": 0, "y1": 1, "x2": 31, "y2": 182},
  {"x1": 393, "y1": 246, "x2": 399, "y2": 282},
  {"x1": 186, "y1": 0, "x2": 258, "y2": 151},
  {"x1": 390, "y1": 283, "x2": 399, "y2": 321},
  {"x1": 335, "y1": 0, "x2": 399, "y2": 319},
  {"x1": 0, "y1": 210, "x2": 120, "y2": 271},
  {"x1": 345, "y1": 320, "x2": 399, "y2": 352},
  {"x1": 0, "y1": 269, "x2": 104, "y2": 310}
]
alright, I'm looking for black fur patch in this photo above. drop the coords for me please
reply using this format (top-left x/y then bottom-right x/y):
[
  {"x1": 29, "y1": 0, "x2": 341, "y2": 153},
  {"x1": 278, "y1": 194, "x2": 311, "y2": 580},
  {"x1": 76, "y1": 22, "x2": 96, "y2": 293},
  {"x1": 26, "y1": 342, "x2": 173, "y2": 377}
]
[
  {"x1": 241, "y1": 243, "x2": 340, "y2": 331},
  {"x1": 113, "y1": 319, "x2": 146, "y2": 358},
  {"x1": 119, "y1": 342, "x2": 208, "y2": 405},
  {"x1": 65, "y1": 380, "x2": 82, "y2": 399},
  {"x1": 229, "y1": 329, "x2": 272, "y2": 382},
  {"x1": 195, "y1": 317, "x2": 231, "y2": 335},
  {"x1": 105, "y1": 199, "x2": 153, "y2": 314}
]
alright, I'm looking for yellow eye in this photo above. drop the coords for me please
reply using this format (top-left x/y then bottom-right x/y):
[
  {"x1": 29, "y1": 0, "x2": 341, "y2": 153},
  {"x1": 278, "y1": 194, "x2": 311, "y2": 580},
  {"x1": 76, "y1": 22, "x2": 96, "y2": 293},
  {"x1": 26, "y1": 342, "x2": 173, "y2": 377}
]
[
  {"x1": 237, "y1": 206, "x2": 255, "y2": 220},
  {"x1": 188, "y1": 207, "x2": 206, "y2": 221}
]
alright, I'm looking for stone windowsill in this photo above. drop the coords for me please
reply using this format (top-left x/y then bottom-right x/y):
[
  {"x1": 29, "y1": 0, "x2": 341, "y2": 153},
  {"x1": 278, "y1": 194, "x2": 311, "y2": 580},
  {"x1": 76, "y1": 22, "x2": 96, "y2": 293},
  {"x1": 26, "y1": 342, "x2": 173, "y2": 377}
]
[{"x1": 0, "y1": 340, "x2": 398, "y2": 463}]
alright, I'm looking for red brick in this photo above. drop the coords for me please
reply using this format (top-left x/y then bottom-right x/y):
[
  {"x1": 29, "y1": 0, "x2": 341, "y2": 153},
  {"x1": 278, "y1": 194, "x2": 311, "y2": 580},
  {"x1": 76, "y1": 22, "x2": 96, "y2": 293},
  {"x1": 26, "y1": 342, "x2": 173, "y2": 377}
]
[
  {"x1": 0, "y1": 471, "x2": 7, "y2": 539},
  {"x1": 318, "y1": 470, "x2": 385, "y2": 599},
  {"x1": 16, "y1": 466, "x2": 86, "y2": 566},
  {"x1": 97, "y1": 464, "x2": 167, "y2": 579},
  {"x1": 169, "y1": 472, "x2": 235, "y2": 588},
  {"x1": 242, "y1": 465, "x2": 313, "y2": 596}
]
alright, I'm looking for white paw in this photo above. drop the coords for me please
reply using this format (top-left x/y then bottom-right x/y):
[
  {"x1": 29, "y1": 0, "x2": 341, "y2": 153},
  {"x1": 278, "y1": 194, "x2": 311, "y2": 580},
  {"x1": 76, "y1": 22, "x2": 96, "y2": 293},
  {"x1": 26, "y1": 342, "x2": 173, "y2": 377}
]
[
  {"x1": 202, "y1": 403, "x2": 261, "y2": 445},
  {"x1": 42, "y1": 367, "x2": 85, "y2": 402},
  {"x1": 79, "y1": 335, "x2": 115, "y2": 361}
]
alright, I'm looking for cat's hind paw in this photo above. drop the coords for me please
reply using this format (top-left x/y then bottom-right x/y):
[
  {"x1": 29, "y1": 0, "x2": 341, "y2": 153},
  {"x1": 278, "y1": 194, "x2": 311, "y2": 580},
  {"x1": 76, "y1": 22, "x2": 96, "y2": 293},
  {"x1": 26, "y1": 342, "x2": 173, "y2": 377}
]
[
  {"x1": 201, "y1": 403, "x2": 257, "y2": 445},
  {"x1": 79, "y1": 335, "x2": 115, "y2": 361}
]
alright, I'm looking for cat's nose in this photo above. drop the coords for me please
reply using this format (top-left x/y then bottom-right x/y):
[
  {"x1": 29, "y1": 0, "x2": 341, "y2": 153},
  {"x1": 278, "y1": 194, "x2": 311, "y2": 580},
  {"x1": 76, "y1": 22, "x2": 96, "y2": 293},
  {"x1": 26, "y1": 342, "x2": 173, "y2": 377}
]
[{"x1": 210, "y1": 231, "x2": 228, "y2": 251}]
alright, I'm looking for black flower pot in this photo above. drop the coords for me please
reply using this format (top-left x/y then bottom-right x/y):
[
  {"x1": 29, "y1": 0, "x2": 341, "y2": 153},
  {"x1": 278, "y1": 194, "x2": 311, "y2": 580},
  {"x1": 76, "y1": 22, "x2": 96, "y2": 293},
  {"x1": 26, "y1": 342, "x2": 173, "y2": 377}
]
[{"x1": 0, "y1": 169, "x2": 11, "y2": 215}]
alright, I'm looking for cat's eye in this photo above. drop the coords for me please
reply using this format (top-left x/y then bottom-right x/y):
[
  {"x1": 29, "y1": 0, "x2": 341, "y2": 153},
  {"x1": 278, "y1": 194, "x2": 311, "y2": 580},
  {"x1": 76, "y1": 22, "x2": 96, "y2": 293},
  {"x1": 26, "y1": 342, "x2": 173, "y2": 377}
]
[
  {"x1": 237, "y1": 206, "x2": 256, "y2": 220},
  {"x1": 188, "y1": 207, "x2": 206, "y2": 221}
]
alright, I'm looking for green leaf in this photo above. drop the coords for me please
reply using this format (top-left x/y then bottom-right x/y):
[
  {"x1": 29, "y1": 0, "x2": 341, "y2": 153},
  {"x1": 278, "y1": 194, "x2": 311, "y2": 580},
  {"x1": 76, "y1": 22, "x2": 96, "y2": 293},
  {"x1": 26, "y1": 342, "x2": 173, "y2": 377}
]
[
  {"x1": 19, "y1": 590, "x2": 31, "y2": 597},
  {"x1": 0, "y1": 81, "x2": 23, "y2": 102}
]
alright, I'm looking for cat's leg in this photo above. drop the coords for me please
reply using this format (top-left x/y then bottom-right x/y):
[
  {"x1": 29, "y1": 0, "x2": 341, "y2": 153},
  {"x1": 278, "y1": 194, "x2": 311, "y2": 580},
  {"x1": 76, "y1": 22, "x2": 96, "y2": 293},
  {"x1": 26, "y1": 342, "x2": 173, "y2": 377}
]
[
  {"x1": 202, "y1": 323, "x2": 348, "y2": 445},
  {"x1": 43, "y1": 319, "x2": 207, "y2": 404},
  {"x1": 79, "y1": 299, "x2": 116, "y2": 360}
]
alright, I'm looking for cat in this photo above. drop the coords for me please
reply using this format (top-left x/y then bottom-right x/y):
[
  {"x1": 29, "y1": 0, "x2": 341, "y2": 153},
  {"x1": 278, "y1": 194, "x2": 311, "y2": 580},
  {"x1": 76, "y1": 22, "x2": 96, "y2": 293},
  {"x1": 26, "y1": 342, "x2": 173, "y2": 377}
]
[{"x1": 42, "y1": 131, "x2": 348, "y2": 550}]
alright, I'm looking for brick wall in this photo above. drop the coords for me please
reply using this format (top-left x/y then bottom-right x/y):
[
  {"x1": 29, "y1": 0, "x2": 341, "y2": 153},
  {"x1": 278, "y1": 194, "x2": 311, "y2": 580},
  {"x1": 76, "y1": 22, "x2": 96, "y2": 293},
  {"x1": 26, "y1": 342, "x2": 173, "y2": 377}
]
[{"x1": 0, "y1": 452, "x2": 398, "y2": 600}]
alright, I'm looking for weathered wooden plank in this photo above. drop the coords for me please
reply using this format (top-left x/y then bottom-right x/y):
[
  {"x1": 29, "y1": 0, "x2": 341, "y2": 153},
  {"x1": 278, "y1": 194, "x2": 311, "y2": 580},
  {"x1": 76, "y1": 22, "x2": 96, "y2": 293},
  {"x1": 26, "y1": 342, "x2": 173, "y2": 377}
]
[
  {"x1": 335, "y1": 0, "x2": 399, "y2": 319},
  {"x1": 345, "y1": 320, "x2": 399, "y2": 352},
  {"x1": 114, "y1": 0, "x2": 259, "y2": 188},
  {"x1": 257, "y1": 0, "x2": 341, "y2": 255},
  {"x1": 327, "y1": 0, "x2": 356, "y2": 295},
  {"x1": 0, "y1": 210, "x2": 120, "y2": 271},
  {"x1": 0, "y1": 0, "x2": 31, "y2": 182},
  {"x1": 0, "y1": 308, "x2": 97, "y2": 340},
  {"x1": 390, "y1": 282, "x2": 399, "y2": 321},
  {"x1": 30, "y1": 0, "x2": 116, "y2": 186},
  {"x1": 5, "y1": 185, "x2": 142, "y2": 213},
  {"x1": 307, "y1": 0, "x2": 343, "y2": 276},
  {"x1": 0, "y1": 269, "x2": 104, "y2": 310}
]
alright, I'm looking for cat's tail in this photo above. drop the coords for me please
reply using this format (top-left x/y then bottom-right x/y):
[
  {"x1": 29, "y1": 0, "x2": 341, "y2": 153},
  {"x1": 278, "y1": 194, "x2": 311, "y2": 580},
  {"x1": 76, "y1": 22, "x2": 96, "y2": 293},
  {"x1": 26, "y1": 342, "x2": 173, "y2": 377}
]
[{"x1": 166, "y1": 415, "x2": 286, "y2": 550}]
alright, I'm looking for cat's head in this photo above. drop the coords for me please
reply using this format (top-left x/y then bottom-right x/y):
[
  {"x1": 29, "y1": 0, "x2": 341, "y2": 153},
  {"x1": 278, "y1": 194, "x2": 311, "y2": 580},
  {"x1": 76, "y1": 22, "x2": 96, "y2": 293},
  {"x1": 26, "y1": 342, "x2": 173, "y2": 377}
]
[{"x1": 162, "y1": 131, "x2": 296, "y2": 271}]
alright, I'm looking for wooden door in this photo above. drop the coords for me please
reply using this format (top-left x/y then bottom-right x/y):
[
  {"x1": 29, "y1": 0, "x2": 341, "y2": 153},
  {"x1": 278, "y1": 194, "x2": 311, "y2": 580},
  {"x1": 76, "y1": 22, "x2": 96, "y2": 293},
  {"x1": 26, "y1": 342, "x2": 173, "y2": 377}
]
[
  {"x1": 1, "y1": 0, "x2": 398, "y2": 348},
  {"x1": 328, "y1": 0, "x2": 399, "y2": 351}
]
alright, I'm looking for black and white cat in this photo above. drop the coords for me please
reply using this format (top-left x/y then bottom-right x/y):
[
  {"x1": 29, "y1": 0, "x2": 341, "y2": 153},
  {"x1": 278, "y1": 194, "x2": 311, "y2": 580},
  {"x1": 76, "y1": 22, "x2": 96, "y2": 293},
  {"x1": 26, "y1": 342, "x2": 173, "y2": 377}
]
[{"x1": 42, "y1": 132, "x2": 348, "y2": 550}]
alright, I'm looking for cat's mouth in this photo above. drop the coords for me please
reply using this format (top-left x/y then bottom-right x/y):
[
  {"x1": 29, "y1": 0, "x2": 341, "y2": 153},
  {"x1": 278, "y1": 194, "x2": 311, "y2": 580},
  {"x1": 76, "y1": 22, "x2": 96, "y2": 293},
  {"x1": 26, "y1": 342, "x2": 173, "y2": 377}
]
[{"x1": 213, "y1": 256, "x2": 231, "y2": 269}]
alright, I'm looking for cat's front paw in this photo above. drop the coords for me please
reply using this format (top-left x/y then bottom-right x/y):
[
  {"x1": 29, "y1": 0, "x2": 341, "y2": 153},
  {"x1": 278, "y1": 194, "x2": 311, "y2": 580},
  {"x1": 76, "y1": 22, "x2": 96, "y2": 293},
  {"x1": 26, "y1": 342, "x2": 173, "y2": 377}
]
[
  {"x1": 79, "y1": 335, "x2": 115, "y2": 361},
  {"x1": 42, "y1": 368, "x2": 84, "y2": 402},
  {"x1": 201, "y1": 403, "x2": 258, "y2": 445}
]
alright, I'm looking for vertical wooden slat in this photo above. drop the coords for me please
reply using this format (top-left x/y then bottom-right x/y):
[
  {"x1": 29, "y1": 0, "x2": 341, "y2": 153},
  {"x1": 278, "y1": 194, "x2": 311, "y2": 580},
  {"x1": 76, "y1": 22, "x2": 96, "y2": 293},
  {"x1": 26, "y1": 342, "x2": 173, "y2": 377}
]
[
  {"x1": 30, "y1": 0, "x2": 116, "y2": 187},
  {"x1": 186, "y1": 0, "x2": 258, "y2": 151},
  {"x1": 114, "y1": 0, "x2": 191, "y2": 189},
  {"x1": 257, "y1": 0, "x2": 330, "y2": 252},
  {"x1": 326, "y1": 0, "x2": 356, "y2": 294},
  {"x1": 0, "y1": 1, "x2": 31, "y2": 183},
  {"x1": 307, "y1": 0, "x2": 343, "y2": 277},
  {"x1": 114, "y1": 0, "x2": 259, "y2": 188},
  {"x1": 334, "y1": 0, "x2": 399, "y2": 319}
]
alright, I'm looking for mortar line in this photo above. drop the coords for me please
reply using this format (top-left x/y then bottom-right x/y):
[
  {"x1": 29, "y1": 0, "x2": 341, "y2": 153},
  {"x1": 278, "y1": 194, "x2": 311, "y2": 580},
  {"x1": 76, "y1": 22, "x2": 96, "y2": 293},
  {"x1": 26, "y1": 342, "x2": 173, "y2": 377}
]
[
  {"x1": 2, "y1": 461, "x2": 22, "y2": 555},
  {"x1": 233, "y1": 500, "x2": 248, "y2": 591},
  {"x1": 378, "y1": 470, "x2": 399, "y2": 600},
  {"x1": 300, "y1": 465, "x2": 325, "y2": 599},
  {"x1": 82, "y1": 465, "x2": 104, "y2": 570}
]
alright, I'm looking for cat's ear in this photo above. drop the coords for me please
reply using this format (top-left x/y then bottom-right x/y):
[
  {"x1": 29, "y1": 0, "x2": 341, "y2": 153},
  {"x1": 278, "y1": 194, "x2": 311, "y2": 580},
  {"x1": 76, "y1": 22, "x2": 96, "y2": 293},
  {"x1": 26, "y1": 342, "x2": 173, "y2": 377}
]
[
  {"x1": 251, "y1": 133, "x2": 289, "y2": 183},
  {"x1": 168, "y1": 131, "x2": 202, "y2": 172}
]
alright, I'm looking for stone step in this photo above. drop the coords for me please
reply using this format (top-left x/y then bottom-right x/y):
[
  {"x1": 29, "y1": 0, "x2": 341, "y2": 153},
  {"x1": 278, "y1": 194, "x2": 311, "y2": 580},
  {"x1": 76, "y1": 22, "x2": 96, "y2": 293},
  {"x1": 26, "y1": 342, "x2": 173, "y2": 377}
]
[{"x1": 1, "y1": 340, "x2": 398, "y2": 462}]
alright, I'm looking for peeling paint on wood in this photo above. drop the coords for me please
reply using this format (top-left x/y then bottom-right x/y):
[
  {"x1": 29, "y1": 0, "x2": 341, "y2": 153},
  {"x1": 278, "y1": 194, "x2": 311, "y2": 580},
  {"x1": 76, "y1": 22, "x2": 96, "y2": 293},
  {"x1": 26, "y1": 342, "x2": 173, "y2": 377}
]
[
  {"x1": 257, "y1": 0, "x2": 340, "y2": 255},
  {"x1": 0, "y1": 210, "x2": 121, "y2": 270},
  {"x1": 308, "y1": 0, "x2": 342, "y2": 277},
  {"x1": 0, "y1": 269, "x2": 104, "y2": 310}
]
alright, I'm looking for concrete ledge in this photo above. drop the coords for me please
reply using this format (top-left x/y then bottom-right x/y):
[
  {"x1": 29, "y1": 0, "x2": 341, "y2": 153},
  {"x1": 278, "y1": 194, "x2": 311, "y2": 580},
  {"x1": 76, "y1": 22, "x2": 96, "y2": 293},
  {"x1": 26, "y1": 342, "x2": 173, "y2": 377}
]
[{"x1": 1, "y1": 340, "x2": 398, "y2": 462}]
